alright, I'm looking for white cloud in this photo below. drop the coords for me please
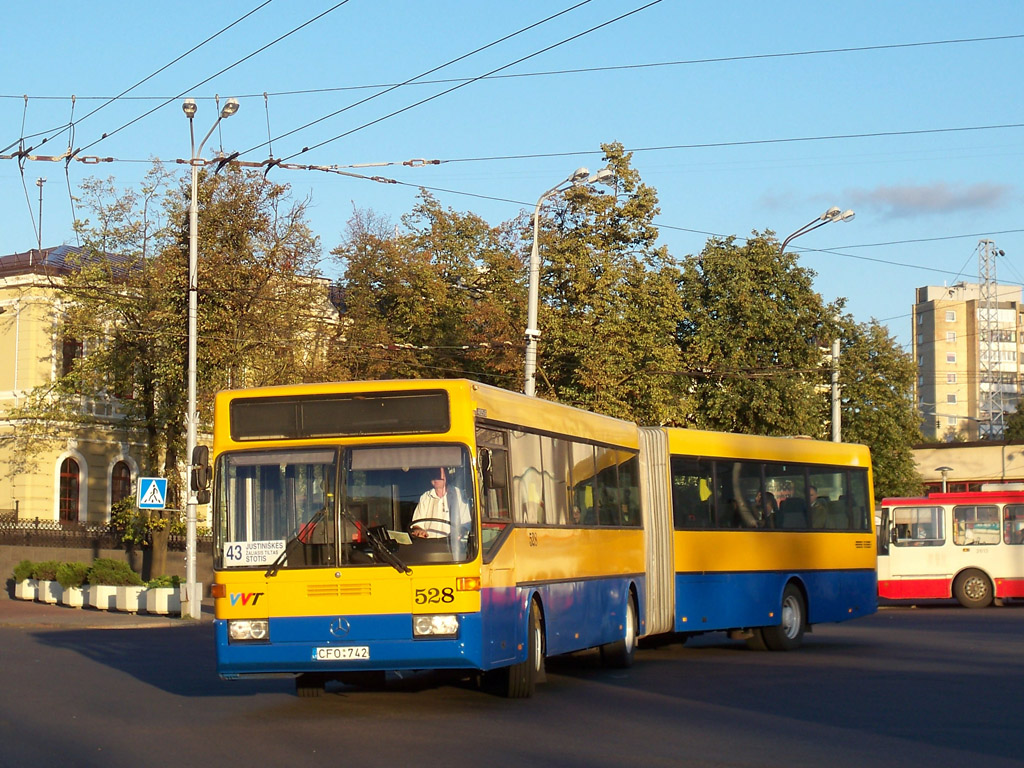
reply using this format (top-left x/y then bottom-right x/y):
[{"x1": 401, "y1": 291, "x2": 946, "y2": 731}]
[{"x1": 847, "y1": 182, "x2": 1013, "y2": 219}]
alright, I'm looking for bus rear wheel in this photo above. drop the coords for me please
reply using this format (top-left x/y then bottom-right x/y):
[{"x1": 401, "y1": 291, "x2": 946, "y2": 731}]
[
  {"x1": 953, "y1": 569, "x2": 993, "y2": 609},
  {"x1": 761, "y1": 584, "x2": 806, "y2": 651}
]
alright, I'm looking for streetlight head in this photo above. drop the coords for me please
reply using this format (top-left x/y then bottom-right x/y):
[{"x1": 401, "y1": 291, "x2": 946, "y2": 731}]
[
  {"x1": 839, "y1": 209, "x2": 855, "y2": 222},
  {"x1": 588, "y1": 168, "x2": 615, "y2": 185},
  {"x1": 569, "y1": 167, "x2": 590, "y2": 184},
  {"x1": 182, "y1": 99, "x2": 198, "y2": 118},
  {"x1": 220, "y1": 98, "x2": 240, "y2": 119},
  {"x1": 821, "y1": 206, "x2": 841, "y2": 221}
]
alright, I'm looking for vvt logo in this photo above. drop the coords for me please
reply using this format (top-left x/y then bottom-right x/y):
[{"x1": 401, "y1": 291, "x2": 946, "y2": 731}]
[{"x1": 230, "y1": 592, "x2": 264, "y2": 606}]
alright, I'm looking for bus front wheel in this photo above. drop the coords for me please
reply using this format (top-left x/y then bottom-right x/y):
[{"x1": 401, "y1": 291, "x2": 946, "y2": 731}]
[
  {"x1": 761, "y1": 584, "x2": 806, "y2": 651},
  {"x1": 504, "y1": 600, "x2": 544, "y2": 698},
  {"x1": 953, "y1": 569, "x2": 993, "y2": 609}
]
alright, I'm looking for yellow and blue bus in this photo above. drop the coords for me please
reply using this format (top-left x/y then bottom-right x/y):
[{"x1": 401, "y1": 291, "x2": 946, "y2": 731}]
[
  {"x1": 638, "y1": 427, "x2": 876, "y2": 649},
  {"x1": 210, "y1": 379, "x2": 645, "y2": 697},
  {"x1": 208, "y1": 379, "x2": 876, "y2": 697}
]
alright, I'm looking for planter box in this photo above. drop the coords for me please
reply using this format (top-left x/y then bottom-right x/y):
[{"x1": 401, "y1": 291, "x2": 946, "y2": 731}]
[
  {"x1": 60, "y1": 586, "x2": 86, "y2": 608},
  {"x1": 89, "y1": 584, "x2": 119, "y2": 611},
  {"x1": 14, "y1": 579, "x2": 38, "y2": 601},
  {"x1": 115, "y1": 585, "x2": 146, "y2": 613},
  {"x1": 145, "y1": 586, "x2": 182, "y2": 615},
  {"x1": 37, "y1": 580, "x2": 62, "y2": 604}
]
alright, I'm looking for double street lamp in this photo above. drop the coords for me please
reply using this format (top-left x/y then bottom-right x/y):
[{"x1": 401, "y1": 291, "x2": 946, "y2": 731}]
[
  {"x1": 181, "y1": 97, "x2": 238, "y2": 619},
  {"x1": 523, "y1": 166, "x2": 614, "y2": 397},
  {"x1": 780, "y1": 206, "x2": 855, "y2": 443}
]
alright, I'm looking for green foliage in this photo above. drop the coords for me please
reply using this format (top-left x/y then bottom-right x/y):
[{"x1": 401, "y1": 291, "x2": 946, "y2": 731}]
[
  {"x1": 1004, "y1": 401, "x2": 1024, "y2": 443},
  {"x1": 56, "y1": 561, "x2": 91, "y2": 589},
  {"x1": 528, "y1": 142, "x2": 688, "y2": 423},
  {"x1": 13, "y1": 560, "x2": 34, "y2": 582},
  {"x1": 33, "y1": 560, "x2": 61, "y2": 581},
  {"x1": 146, "y1": 574, "x2": 181, "y2": 588},
  {"x1": 677, "y1": 231, "x2": 838, "y2": 436},
  {"x1": 110, "y1": 497, "x2": 148, "y2": 545},
  {"x1": 86, "y1": 558, "x2": 143, "y2": 587},
  {"x1": 838, "y1": 317, "x2": 923, "y2": 500}
]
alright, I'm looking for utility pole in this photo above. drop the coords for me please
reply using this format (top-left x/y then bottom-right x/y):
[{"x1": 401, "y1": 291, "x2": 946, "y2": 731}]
[
  {"x1": 978, "y1": 239, "x2": 1006, "y2": 438},
  {"x1": 35, "y1": 178, "x2": 45, "y2": 264}
]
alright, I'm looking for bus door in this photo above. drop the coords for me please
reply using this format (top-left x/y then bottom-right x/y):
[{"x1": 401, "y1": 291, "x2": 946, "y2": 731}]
[
  {"x1": 477, "y1": 428, "x2": 518, "y2": 667},
  {"x1": 882, "y1": 504, "x2": 949, "y2": 598}
]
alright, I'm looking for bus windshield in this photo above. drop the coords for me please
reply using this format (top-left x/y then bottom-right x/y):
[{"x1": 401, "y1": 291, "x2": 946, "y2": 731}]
[{"x1": 214, "y1": 445, "x2": 477, "y2": 570}]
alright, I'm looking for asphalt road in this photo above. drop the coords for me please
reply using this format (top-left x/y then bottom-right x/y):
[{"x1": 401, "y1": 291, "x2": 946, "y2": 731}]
[{"x1": 1, "y1": 598, "x2": 1022, "y2": 768}]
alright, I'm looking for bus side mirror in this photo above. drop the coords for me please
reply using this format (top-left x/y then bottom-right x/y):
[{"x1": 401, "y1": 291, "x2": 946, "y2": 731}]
[
  {"x1": 481, "y1": 449, "x2": 507, "y2": 490},
  {"x1": 191, "y1": 445, "x2": 211, "y2": 504}
]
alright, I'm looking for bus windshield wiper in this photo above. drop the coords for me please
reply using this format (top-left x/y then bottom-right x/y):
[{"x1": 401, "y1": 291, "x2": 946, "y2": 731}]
[
  {"x1": 342, "y1": 510, "x2": 412, "y2": 575},
  {"x1": 264, "y1": 507, "x2": 327, "y2": 578}
]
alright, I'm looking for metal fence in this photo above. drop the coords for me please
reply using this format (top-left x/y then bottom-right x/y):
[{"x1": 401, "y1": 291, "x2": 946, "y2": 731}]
[{"x1": 0, "y1": 514, "x2": 211, "y2": 552}]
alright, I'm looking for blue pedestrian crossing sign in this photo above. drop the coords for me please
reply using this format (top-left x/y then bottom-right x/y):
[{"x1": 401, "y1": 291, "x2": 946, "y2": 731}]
[{"x1": 137, "y1": 477, "x2": 168, "y2": 509}]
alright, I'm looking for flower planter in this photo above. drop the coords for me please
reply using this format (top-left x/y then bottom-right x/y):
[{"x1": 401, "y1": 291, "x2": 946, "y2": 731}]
[
  {"x1": 14, "y1": 578, "x2": 38, "y2": 601},
  {"x1": 89, "y1": 584, "x2": 119, "y2": 611},
  {"x1": 37, "y1": 580, "x2": 62, "y2": 605},
  {"x1": 60, "y1": 586, "x2": 86, "y2": 608},
  {"x1": 145, "y1": 586, "x2": 182, "y2": 615},
  {"x1": 116, "y1": 585, "x2": 146, "y2": 613}
]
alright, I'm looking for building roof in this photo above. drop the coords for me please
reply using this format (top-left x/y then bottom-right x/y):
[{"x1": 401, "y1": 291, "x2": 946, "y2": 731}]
[{"x1": 0, "y1": 245, "x2": 86, "y2": 278}]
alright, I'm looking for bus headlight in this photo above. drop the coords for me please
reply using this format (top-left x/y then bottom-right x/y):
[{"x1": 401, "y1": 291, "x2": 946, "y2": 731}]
[
  {"x1": 228, "y1": 619, "x2": 269, "y2": 642},
  {"x1": 413, "y1": 614, "x2": 459, "y2": 638}
]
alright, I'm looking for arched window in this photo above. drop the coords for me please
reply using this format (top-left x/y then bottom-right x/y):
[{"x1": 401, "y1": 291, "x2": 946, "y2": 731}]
[
  {"x1": 111, "y1": 461, "x2": 132, "y2": 506},
  {"x1": 59, "y1": 458, "x2": 81, "y2": 525}
]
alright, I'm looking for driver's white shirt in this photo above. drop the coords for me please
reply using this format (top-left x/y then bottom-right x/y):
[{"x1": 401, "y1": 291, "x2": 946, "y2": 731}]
[{"x1": 412, "y1": 487, "x2": 470, "y2": 538}]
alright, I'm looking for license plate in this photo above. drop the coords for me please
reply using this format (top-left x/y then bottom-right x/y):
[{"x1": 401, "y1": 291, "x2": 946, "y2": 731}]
[{"x1": 313, "y1": 646, "x2": 370, "y2": 661}]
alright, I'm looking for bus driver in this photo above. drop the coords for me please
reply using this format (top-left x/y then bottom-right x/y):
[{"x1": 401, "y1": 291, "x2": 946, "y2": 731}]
[{"x1": 410, "y1": 467, "x2": 471, "y2": 550}]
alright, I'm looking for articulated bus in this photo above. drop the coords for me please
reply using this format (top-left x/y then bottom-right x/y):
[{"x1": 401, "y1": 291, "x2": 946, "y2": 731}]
[
  {"x1": 878, "y1": 489, "x2": 1024, "y2": 608},
  {"x1": 209, "y1": 379, "x2": 876, "y2": 697}
]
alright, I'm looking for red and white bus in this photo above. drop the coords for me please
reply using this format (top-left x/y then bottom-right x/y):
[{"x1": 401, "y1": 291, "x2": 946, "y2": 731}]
[{"x1": 877, "y1": 489, "x2": 1024, "y2": 607}]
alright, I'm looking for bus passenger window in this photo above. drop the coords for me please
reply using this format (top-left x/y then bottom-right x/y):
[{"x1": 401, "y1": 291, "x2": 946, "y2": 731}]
[
  {"x1": 670, "y1": 457, "x2": 713, "y2": 529},
  {"x1": 1004, "y1": 504, "x2": 1024, "y2": 545},
  {"x1": 892, "y1": 506, "x2": 944, "y2": 546}
]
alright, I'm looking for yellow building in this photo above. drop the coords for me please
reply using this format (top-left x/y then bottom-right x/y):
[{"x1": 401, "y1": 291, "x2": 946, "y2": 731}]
[{"x1": 0, "y1": 247, "x2": 145, "y2": 523}]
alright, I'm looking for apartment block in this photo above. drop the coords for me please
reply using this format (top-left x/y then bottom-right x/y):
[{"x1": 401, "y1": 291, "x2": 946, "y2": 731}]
[{"x1": 913, "y1": 282, "x2": 1023, "y2": 441}]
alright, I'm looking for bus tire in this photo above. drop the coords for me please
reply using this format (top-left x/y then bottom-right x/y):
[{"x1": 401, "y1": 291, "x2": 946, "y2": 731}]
[
  {"x1": 505, "y1": 600, "x2": 543, "y2": 698},
  {"x1": 295, "y1": 673, "x2": 325, "y2": 698},
  {"x1": 761, "y1": 584, "x2": 806, "y2": 651},
  {"x1": 746, "y1": 628, "x2": 769, "y2": 651},
  {"x1": 600, "y1": 592, "x2": 638, "y2": 668},
  {"x1": 953, "y1": 569, "x2": 993, "y2": 609}
]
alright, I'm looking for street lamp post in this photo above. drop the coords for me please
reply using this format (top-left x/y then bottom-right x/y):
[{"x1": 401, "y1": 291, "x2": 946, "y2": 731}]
[
  {"x1": 523, "y1": 166, "x2": 614, "y2": 397},
  {"x1": 182, "y1": 97, "x2": 238, "y2": 619},
  {"x1": 780, "y1": 206, "x2": 855, "y2": 442},
  {"x1": 935, "y1": 466, "x2": 953, "y2": 493}
]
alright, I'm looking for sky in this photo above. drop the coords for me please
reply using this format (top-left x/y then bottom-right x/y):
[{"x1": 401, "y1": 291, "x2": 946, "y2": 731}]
[{"x1": 1, "y1": 1, "x2": 1021, "y2": 353}]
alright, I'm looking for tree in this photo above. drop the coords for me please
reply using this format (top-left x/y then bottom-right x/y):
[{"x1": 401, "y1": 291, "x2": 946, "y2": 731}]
[
  {"x1": 7, "y1": 163, "x2": 325, "y2": 575},
  {"x1": 1003, "y1": 401, "x2": 1024, "y2": 443},
  {"x1": 531, "y1": 142, "x2": 688, "y2": 423},
  {"x1": 837, "y1": 317, "x2": 923, "y2": 500},
  {"x1": 330, "y1": 195, "x2": 525, "y2": 385},
  {"x1": 676, "y1": 230, "x2": 839, "y2": 436}
]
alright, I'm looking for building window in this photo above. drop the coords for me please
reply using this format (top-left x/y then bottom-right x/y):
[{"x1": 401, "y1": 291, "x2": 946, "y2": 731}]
[
  {"x1": 946, "y1": 353, "x2": 957, "y2": 364},
  {"x1": 946, "y1": 310, "x2": 956, "y2": 322},
  {"x1": 946, "y1": 331, "x2": 956, "y2": 342},
  {"x1": 947, "y1": 416, "x2": 957, "y2": 426},
  {"x1": 111, "y1": 461, "x2": 132, "y2": 506},
  {"x1": 947, "y1": 373, "x2": 957, "y2": 383},
  {"x1": 61, "y1": 337, "x2": 83, "y2": 377},
  {"x1": 917, "y1": 333, "x2": 923, "y2": 345},
  {"x1": 917, "y1": 314, "x2": 924, "y2": 326},
  {"x1": 947, "y1": 394, "x2": 958, "y2": 404},
  {"x1": 59, "y1": 458, "x2": 80, "y2": 525}
]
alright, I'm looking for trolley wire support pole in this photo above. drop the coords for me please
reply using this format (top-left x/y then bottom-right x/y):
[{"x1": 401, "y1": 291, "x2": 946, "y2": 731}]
[{"x1": 182, "y1": 97, "x2": 238, "y2": 619}]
